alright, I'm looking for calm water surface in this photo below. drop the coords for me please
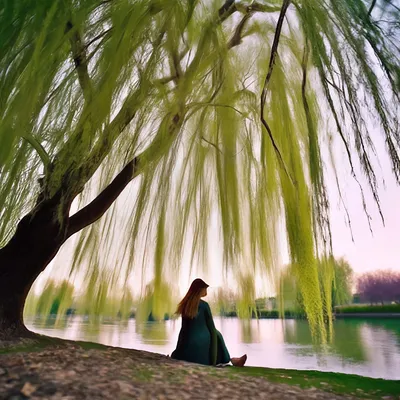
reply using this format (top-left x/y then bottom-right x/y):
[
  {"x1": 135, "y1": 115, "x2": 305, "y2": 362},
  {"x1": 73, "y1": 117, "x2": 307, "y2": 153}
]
[{"x1": 26, "y1": 317, "x2": 400, "y2": 380}]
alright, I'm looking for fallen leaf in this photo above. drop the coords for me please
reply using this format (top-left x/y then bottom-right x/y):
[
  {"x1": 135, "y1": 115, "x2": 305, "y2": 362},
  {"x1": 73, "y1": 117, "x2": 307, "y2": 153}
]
[{"x1": 21, "y1": 382, "x2": 37, "y2": 396}]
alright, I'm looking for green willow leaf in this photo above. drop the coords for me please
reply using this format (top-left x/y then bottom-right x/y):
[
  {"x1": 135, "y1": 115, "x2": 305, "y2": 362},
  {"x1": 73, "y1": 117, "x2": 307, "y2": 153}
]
[{"x1": 0, "y1": 0, "x2": 398, "y2": 338}]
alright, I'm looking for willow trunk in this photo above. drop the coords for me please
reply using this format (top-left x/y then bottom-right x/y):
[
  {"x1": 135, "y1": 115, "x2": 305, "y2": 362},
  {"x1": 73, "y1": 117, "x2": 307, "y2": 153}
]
[{"x1": 0, "y1": 200, "x2": 68, "y2": 340}]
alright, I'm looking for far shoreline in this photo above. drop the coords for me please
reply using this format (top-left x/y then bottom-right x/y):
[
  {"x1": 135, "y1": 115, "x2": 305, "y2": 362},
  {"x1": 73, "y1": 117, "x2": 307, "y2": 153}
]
[
  {"x1": 217, "y1": 311, "x2": 400, "y2": 319},
  {"x1": 334, "y1": 312, "x2": 400, "y2": 318}
]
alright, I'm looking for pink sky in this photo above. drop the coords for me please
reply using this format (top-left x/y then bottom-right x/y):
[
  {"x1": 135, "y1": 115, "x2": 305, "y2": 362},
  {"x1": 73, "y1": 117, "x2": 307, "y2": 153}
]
[
  {"x1": 330, "y1": 179, "x2": 400, "y2": 274},
  {"x1": 328, "y1": 126, "x2": 400, "y2": 275}
]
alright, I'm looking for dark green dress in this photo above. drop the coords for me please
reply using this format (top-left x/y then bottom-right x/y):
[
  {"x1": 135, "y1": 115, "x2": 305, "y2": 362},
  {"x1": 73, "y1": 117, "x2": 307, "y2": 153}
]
[{"x1": 171, "y1": 300, "x2": 231, "y2": 365}]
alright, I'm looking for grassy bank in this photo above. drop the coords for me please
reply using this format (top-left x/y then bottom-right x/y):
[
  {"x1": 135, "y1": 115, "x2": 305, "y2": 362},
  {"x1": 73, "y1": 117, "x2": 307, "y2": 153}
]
[
  {"x1": 335, "y1": 304, "x2": 400, "y2": 314},
  {"x1": 1, "y1": 336, "x2": 399, "y2": 399},
  {"x1": 228, "y1": 366, "x2": 400, "y2": 399}
]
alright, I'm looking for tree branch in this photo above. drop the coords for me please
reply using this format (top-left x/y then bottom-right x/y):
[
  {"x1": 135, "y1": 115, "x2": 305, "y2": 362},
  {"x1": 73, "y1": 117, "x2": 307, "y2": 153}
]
[
  {"x1": 56, "y1": 0, "x2": 276, "y2": 227},
  {"x1": 67, "y1": 110, "x2": 184, "y2": 238},
  {"x1": 46, "y1": 25, "x2": 167, "y2": 202},
  {"x1": 21, "y1": 135, "x2": 50, "y2": 176},
  {"x1": 66, "y1": 21, "x2": 93, "y2": 103},
  {"x1": 228, "y1": 12, "x2": 254, "y2": 49},
  {"x1": 85, "y1": 28, "x2": 112, "y2": 50},
  {"x1": 188, "y1": 102, "x2": 250, "y2": 119},
  {"x1": 260, "y1": 0, "x2": 293, "y2": 183},
  {"x1": 172, "y1": 51, "x2": 183, "y2": 80},
  {"x1": 154, "y1": 74, "x2": 178, "y2": 85},
  {"x1": 219, "y1": 1, "x2": 281, "y2": 22},
  {"x1": 67, "y1": 158, "x2": 139, "y2": 238},
  {"x1": 301, "y1": 41, "x2": 314, "y2": 139},
  {"x1": 76, "y1": 86, "x2": 143, "y2": 182},
  {"x1": 319, "y1": 70, "x2": 377, "y2": 232},
  {"x1": 156, "y1": 2, "x2": 279, "y2": 84},
  {"x1": 301, "y1": 41, "x2": 332, "y2": 244},
  {"x1": 219, "y1": 0, "x2": 236, "y2": 21},
  {"x1": 247, "y1": 3, "x2": 281, "y2": 13},
  {"x1": 201, "y1": 136, "x2": 223, "y2": 154},
  {"x1": 368, "y1": 0, "x2": 377, "y2": 16}
]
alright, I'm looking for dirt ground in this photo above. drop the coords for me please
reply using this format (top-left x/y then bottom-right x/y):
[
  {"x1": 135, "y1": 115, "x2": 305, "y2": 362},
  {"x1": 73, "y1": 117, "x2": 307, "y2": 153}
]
[{"x1": 0, "y1": 340, "x2": 365, "y2": 400}]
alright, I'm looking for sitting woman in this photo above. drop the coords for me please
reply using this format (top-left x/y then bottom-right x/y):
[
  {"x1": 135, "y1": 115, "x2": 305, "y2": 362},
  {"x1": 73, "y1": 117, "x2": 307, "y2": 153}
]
[{"x1": 171, "y1": 278, "x2": 247, "y2": 367}]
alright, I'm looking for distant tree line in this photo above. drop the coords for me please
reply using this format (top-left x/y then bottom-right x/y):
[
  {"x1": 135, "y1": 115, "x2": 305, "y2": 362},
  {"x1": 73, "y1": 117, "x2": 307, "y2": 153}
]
[
  {"x1": 356, "y1": 270, "x2": 400, "y2": 305},
  {"x1": 26, "y1": 266, "x2": 400, "y2": 323}
]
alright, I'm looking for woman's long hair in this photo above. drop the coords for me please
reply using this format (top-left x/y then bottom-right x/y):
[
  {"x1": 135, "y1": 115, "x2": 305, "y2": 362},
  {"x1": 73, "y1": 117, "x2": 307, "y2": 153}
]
[{"x1": 176, "y1": 278, "x2": 209, "y2": 319}]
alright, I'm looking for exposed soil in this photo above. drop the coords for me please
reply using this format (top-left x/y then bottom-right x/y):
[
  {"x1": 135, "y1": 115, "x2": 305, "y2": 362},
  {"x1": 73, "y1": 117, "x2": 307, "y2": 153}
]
[{"x1": 0, "y1": 339, "x2": 391, "y2": 400}]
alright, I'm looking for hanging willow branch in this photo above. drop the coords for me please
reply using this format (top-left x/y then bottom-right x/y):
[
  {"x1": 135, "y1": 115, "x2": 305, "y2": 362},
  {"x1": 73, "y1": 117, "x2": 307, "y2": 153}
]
[
  {"x1": 260, "y1": 0, "x2": 293, "y2": 183},
  {"x1": 1, "y1": 0, "x2": 400, "y2": 337}
]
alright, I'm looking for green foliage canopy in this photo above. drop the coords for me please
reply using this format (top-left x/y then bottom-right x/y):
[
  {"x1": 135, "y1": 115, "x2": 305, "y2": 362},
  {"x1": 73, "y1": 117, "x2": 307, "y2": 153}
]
[
  {"x1": 280, "y1": 256, "x2": 354, "y2": 334},
  {"x1": 0, "y1": 0, "x2": 399, "y2": 338}
]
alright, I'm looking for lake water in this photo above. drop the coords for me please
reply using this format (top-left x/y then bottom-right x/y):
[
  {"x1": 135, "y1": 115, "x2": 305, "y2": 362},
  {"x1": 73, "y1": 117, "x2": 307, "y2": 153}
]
[{"x1": 26, "y1": 317, "x2": 400, "y2": 380}]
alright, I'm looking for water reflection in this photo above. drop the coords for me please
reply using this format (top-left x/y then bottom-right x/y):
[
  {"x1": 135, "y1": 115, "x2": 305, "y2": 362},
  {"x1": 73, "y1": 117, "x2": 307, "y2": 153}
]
[
  {"x1": 331, "y1": 320, "x2": 367, "y2": 362},
  {"x1": 31, "y1": 314, "x2": 70, "y2": 330},
  {"x1": 283, "y1": 318, "x2": 313, "y2": 346},
  {"x1": 240, "y1": 319, "x2": 261, "y2": 344},
  {"x1": 360, "y1": 321, "x2": 400, "y2": 378},
  {"x1": 25, "y1": 317, "x2": 400, "y2": 380},
  {"x1": 136, "y1": 321, "x2": 168, "y2": 345},
  {"x1": 282, "y1": 319, "x2": 368, "y2": 362}
]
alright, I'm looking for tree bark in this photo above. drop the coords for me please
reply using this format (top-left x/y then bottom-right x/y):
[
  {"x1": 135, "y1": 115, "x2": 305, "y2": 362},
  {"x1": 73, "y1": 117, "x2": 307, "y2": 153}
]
[
  {"x1": 0, "y1": 151, "x2": 141, "y2": 340},
  {"x1": 67, "y1": 158, "x2": 138, "y2": 239},
  {"x1": 0, "y1": 198, "x2": 69, "y2": 340}
]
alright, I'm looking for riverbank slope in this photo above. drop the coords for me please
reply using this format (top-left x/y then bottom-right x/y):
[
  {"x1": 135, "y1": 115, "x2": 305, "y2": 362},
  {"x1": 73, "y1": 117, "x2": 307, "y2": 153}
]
[{"x1": 0, "y1": 337, "x2": 399, "y2": 399}]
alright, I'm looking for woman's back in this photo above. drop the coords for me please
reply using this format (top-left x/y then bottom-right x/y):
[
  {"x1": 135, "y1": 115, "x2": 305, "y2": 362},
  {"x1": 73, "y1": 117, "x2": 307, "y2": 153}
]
[{"x1": 172, "y1": 300, "x2": 214, "y2": 365}]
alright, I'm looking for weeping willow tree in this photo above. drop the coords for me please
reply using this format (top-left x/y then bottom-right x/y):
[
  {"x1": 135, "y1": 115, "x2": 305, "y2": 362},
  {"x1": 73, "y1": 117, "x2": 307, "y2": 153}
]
[
  {"x1": 34, "y1": 280, "x2": 74, "y2": 324},
  {"x1": 135, "y1": 279, "x2": 176, "y2": 322},
  {"x1": 279, "y1": 256, "x2": 354, "y2": 335},
  {"x1": 236, "y1": 274, "x2": 257, "y2": 318},
  {"x1": 0, "y1": 0, "x2": 399, "y2": 340}
]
